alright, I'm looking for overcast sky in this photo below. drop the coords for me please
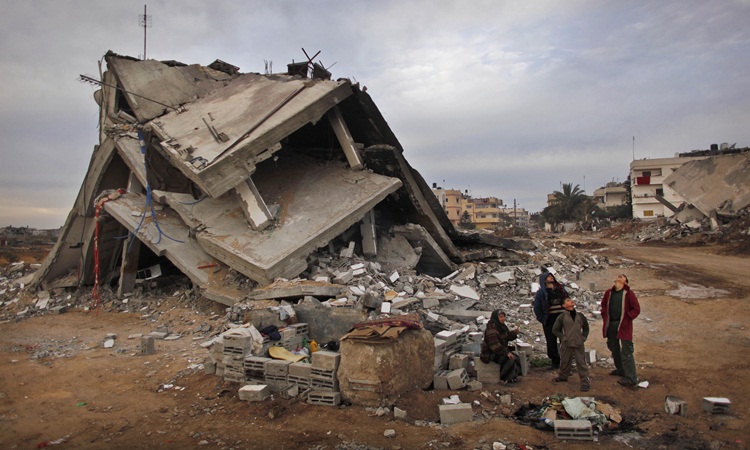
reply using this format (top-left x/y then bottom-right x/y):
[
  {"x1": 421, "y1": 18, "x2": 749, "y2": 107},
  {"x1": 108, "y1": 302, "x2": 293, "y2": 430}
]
[{"x1": 2, "y1": 1, "x2": 749, "y2": 228}]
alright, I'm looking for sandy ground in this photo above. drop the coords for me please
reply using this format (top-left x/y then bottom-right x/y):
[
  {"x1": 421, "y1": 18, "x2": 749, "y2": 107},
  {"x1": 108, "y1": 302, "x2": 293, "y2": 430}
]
[{"x1": 1, "y1": 236, "x2": 749, "y2": 449}]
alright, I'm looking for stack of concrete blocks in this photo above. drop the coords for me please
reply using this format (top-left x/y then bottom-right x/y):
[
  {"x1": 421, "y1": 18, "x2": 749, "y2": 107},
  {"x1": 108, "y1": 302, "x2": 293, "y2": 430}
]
[
  {"x1": 435, "y1": 330, "x2": 459, "y2": 370},
  {"x1": 244, "y1": 356, "x2": 272, "y2": 383},
  {"x1": 308, "y1": 350, "x2": 341, "y2": 406},
  {"x1": 462, "y1": 331, "x2": 483, "y2": 355},
  {"x1": 264, "y1": 359, "x2": 292, "y2": 391},
  {"x1": 287, "y1": 361, "x2": 312, "y2": 388},
  {"x1": 222, "y1": 329, "x2": 258, "y2": 383}
]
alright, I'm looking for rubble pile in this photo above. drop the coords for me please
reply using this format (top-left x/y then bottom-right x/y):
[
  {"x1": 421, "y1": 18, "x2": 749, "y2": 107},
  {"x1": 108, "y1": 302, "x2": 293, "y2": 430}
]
[{"x1": 597, "y1": 206, "x2": 750, "y2": 253}]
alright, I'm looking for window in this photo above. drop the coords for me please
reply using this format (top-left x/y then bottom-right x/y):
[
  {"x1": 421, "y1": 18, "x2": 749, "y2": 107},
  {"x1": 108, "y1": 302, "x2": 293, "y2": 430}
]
[
  {"x1": 644, "y1": 210, "x2": 654, "y2": 217},
  {"x1": 656, "y1": 188, "x2": 664, "y2": 196},
  {"x1": 642, "y1": 171, "x2": 651, "y2": 177}
]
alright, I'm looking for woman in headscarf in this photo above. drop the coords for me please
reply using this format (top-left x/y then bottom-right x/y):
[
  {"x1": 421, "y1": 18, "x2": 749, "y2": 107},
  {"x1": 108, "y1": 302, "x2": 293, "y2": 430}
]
[{"x1": 480, "y1": 310, "x2": 521, "y2": 383}]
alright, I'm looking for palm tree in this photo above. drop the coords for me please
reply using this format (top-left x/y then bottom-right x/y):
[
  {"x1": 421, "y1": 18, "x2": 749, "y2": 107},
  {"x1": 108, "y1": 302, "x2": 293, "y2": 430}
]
[{"x1": 543, "y1": 183, "x2": 589, "y2": 224}]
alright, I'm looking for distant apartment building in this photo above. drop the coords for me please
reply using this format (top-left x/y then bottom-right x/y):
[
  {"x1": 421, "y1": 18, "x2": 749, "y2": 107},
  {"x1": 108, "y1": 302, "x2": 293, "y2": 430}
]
[
  {"x1": 432, "y1": 186, "x2": 464, "y2": 225},
  {"x1": 592, "y1": 182, "x2": 628, "y2": 210},
  {"x1": 466, "y1": 197, "x2": 504, "y2": 229},
  {"x1": 630, "y1": 154, "x2": 709, "y2": 219},
  {"x1": 431, "y1": 185, "x2": 517, "y2": 229},
  {"x1": 504, "y1": 206, "x2": 530, "y2": 228}
]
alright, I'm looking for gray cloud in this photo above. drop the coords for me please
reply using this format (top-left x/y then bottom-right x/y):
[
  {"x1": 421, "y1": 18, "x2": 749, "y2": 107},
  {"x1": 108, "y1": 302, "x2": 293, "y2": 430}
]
[{"x1": 1, "y1": 0, "x2": 749, "y2": 228}]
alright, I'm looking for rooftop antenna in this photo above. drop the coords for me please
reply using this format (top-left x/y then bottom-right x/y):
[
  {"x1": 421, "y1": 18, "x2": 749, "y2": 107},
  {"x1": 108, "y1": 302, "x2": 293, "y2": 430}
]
[
  {"x1": 139, "y1": 5, "x2": 152, "y2": 60},
  {"x1": 632, "y1": 135, "x2": 635, "y2": 160}
]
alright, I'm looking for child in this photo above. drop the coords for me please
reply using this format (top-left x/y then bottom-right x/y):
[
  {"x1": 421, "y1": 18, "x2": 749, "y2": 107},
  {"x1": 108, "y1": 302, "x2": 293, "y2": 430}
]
[{"x1": 551, "y1": 298, "x2": 591, "y2": 391}]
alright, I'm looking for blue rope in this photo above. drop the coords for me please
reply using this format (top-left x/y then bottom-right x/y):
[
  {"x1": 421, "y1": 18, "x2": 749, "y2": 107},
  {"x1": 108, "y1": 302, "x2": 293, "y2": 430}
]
[{"x1": 127, "y1": 131, "x2": 184, "y2": 253}]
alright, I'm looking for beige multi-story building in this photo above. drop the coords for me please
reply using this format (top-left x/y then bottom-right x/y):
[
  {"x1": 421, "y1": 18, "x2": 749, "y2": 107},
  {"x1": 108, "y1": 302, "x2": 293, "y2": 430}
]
[
  {"x1": 466, "y1": 197, "x2": 504, "y2": 229},
  {"x1": 630, "y1": 155, "x2": 708, "y2": 219},
  {"x1": 592, "y1": 182, "x2": 628, "y2": 210},
  {"x1": 432, "y1": 187, "x2": 464, "y2": 225}
]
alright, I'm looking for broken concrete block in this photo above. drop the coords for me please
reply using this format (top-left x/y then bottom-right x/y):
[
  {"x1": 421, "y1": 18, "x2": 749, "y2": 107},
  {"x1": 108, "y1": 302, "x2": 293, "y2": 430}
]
[
  {"x1": 239, "y1": 384, "x2": 270, "y2": 402},
  {"x1": 393, "y1": 406, "x2": 407, "y2": 419},
  {"x1": 148, "y1": 331, "x2": 168, "y2": 340},
  {"x1": 449, "y1": 284, "x2": 480, "y2": 300},
  {"x1": 447, "y1": 369, "x2": 469, "y2": 390},
  {"x1": 433, "y1": 370, "x2": 450, "y2": 390},
  {"x1": 204, "y1": 360, "x2": 216, "y2": 375},
  {"x1": 665, "y1": 396, "x2": 688, "y2": 416},
  {"x1": 466, "y1": 380, "x2": 482, "y2": 391},
  {"x1": 515, "y1": 342, "x2": 532, "y2": 357},
  {"x1": 439, "y1": 403, "x2": 473, "y2": 425},
  {"x1": 499, "y1": 394, "x2": 512, "y2": 405},
  {"x1": 340, "y1": 241, "x2": 356, "y2": 258},
  {"x1": 702, "y1": 397, "x2": 731, "y2": 414},
  {"x1": 384, "y1": 429, "x2": 396, "y2": 438},
  {"x1": 140, "y1": 336, "x2": 155, "y2": 355}
]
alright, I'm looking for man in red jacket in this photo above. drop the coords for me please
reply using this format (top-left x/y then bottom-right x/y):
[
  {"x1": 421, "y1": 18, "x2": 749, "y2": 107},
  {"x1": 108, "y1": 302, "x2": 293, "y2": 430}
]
[{"x1": 600, "y1": 274, "x2": 641, "y2": 386}]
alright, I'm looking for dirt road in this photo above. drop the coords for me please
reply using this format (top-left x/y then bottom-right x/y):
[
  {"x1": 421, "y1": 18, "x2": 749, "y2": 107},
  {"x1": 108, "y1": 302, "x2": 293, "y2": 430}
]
[{"x1": 1, "y1": 236, "x2": 748, "y2": 449}]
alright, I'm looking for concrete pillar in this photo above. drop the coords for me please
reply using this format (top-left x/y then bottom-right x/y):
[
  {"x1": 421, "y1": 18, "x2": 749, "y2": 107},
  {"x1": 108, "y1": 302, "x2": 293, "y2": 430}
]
[
  {"x1": 234, "y1": 177, "x2": 273, "y2": 230},
  {"x1": 327, "y1": 105, "x2": 363, "y2": 170}
]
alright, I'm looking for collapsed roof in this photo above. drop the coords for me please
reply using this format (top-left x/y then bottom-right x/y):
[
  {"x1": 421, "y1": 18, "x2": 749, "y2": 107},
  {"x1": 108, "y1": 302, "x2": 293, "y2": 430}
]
[{"x1": 33, "y1": 51, "x2": 477, "y2": 304}]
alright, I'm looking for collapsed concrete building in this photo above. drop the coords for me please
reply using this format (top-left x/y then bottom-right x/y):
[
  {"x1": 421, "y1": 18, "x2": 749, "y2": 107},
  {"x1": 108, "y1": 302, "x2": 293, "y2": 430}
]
[{"x1": 32, "y1": 51, "x2": 530, "y2": 306}]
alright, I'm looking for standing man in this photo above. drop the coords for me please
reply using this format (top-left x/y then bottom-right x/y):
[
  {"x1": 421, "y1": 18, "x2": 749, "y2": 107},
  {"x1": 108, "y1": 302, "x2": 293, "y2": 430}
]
[
  {"x1": 601, "y1": 274, "x2": 641, "y2": 386},
  {"x1": 533, "y1": 271, "x2": 569, "y2": 369},
  {"x1": 552, "y1": 297, "x2": 591, "y2": 391}
]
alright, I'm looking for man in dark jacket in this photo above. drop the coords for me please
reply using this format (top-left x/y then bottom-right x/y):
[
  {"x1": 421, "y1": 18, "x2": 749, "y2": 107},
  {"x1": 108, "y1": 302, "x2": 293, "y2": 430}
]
[
  {"x1": 533, "y1": 271, "x2": 569, "y2": 369},
  {"x1": 601, "y1": 274, "x2": 641, "y2": 386},
  {"x1": 480, "y1": 310, "x2": 520, "y2": 383}
]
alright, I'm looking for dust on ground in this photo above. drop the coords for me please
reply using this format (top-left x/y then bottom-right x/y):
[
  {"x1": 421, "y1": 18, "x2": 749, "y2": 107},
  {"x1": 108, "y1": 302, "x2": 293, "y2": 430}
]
[{"x1": 1, "y1": 234, "x2": 749, "y2": 449}]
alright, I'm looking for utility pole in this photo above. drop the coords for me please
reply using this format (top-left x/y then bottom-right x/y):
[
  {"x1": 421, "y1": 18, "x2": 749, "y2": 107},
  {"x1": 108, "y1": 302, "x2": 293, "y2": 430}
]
[{"x1": 139, "y1": 5, "x2": 152, "y2": 60}]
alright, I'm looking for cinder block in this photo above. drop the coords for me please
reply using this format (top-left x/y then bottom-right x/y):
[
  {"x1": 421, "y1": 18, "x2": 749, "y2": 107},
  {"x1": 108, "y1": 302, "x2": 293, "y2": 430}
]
[
  {"x1": 204, "y1": 360, "x2": 216, "y2": 375},
  {"x1": 308, "y1": 390, "x2": 341, "y2": 406},
  {"x1": 702, "y1": 397, "x2": 731, "y2": 414},
  {"x1": 140, "y1": 336, "x2": 155, "y2": 355},
  {"x1": 439, "y1": 403, "x2": 473, "y2": 425},
  {"x1": 449, "y1": 354, "x2": 469, "y2": 370},
  {"x1": 436, "y1": 330, "x2": 457, "y2": 346},
  {"x1": 433, "y1": 370, "x2": 450, "y2": 390},
  {"x1": 279, "y1": 327, "x2": 296, "y2": 340},
  {"x1": 289, "y1": 323, "x2": 309, "y2": 336},
  {"x1": 244, "y1": 356, "x2": 272, "y2": 371},
  {"x1": 442, "y1": 349, "x2": 457, "y2": 367},
  {"x1": 475, "y1": 361, "x2": 500, "y2": 383},
  {"x1": 312, "y1": 350, "x2": 340, "y2": 370},
  {"x1": 447, "y1": 369, "x2": 469, "y2": 390},
  {"x1": 264, "y1": 374, "x2": 288, "y2": 391},
  {"x1": 516, "y1": 351, "x2": 529, "y2": 376},
  {"x1": 554, "y1": 420, "x2": 593, "y2": 440},
  {"x1": 289, "y1": 361, "x2": 312, "y2": 378},
  {"x1": 265, "y1": 359, "x2": 293, "y2": 376},
  {"x1": 466, "y1": 380, "x2": 482, "y2": 391},
  {"x1": 665, "y1": 396, "x2": 688, "y2": 416},
  {"x1": 516, "y1": 342, "x2": 533, "y2": 357},
  {"x1": 585, "y1": 349, "x2": 597, "y2": 365},
  {"x1": 287, "y1": 375, "x2": 310, "y2": 387},
  {"x1": 310, "y1": 376, "x2": 339, "y2": 392},
  {"x1": 239, "y1": 384, "x2": 270, "y2": 402},
  {"x1": 310, "y1": 367, "x2": 336, "y2": 381}
]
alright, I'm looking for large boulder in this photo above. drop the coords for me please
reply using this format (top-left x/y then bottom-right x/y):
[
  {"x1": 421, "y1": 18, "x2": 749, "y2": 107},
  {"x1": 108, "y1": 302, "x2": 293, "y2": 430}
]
[{"x1": 337, "y1": 328, "x2": 434, "y2": 407}]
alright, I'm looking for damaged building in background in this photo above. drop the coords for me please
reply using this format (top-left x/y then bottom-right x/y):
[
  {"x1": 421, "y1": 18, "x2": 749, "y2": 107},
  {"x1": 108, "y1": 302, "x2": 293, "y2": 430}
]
[{"x1": 32, "y1": 51, "x2": 527, "y2": 305}]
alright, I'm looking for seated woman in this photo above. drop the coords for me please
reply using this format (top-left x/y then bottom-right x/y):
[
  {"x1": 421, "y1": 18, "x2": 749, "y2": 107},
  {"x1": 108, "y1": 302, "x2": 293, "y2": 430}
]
[{"x1": 480, "y1": 310, "x2": 521, "y2": 383}]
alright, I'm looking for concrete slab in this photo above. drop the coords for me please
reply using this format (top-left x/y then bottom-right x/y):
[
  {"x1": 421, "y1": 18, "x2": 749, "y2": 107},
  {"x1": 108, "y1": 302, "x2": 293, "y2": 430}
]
[
  {"x1": 392, "y1": 224, "x2": 456, "y2": 278},
  {"x1": 103, "y1": 193, "x2": 245, "y2": 305},
  {"x1": 151, "y1": 73, "x2": 353, "y2": 198},
  {"x1": 160, "y1": 153, "x2": 402, "y2": 284}
]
